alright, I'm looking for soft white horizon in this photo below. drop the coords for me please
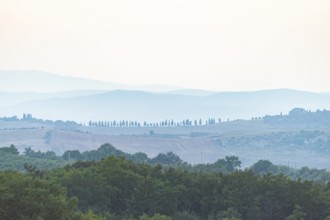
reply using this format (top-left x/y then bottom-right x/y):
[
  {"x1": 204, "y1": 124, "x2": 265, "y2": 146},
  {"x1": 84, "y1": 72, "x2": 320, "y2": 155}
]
[{"x1": 1, "y1": 0, "x2": 330, "y2": 92}]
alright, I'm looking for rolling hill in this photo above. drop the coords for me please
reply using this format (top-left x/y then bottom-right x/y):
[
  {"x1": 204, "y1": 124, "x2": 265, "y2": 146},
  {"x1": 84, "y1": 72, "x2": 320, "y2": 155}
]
[{"x1": 1, "y1": 70, "x2": 330, "y2": 169}]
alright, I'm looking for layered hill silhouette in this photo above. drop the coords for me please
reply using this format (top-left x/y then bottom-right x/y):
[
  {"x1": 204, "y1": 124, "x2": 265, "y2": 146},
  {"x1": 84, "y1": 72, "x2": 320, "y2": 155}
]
[{"x1": 0, "y1": 88, "x2": 329, "y2": 122}]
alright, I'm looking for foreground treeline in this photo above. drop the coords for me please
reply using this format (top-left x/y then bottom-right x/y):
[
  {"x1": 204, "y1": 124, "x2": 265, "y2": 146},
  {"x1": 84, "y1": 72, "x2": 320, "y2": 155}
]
[
  {"x1": 2, "y1": 144, "x2": 330, "y2": 184},
  {"x1": 0, "y1": 144, "x2": 241, "y2": 174},
  {"x1": 1, "y1": 156, "x2": 330, "y2": 220}
]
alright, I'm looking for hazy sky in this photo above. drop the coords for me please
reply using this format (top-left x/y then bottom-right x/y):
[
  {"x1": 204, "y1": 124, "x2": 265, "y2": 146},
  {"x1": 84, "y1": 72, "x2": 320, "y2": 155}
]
[{"x1": 1, "y1": 0, "x2": 329, "y2": 92}]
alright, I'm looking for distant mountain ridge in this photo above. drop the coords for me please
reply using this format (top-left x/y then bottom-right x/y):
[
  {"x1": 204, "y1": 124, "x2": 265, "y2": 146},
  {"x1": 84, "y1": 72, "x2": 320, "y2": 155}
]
[
  {"x1": 0, "y1": 90, "x2": 109, "y2": 107},
  {"x1": 0, "y1": 70, "x2": 181, "y2": 92}
]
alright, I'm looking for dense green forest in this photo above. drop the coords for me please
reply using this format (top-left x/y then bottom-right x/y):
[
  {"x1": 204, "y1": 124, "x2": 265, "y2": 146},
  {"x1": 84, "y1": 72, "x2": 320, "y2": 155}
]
[
  {"x1": 1, "y1": 154, "x2": 330, "y2": 219},
  {"x1": 2, "y1": 144, "x2": 330, "y2": 219}
]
